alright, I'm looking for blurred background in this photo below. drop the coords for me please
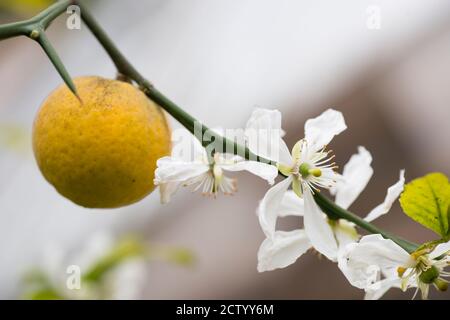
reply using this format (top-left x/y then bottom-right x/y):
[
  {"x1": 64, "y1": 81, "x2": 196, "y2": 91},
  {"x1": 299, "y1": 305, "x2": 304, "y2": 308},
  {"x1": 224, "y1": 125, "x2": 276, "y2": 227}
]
[{"x1": 0, "y1": 0, "x2": 449, "y2": 299}]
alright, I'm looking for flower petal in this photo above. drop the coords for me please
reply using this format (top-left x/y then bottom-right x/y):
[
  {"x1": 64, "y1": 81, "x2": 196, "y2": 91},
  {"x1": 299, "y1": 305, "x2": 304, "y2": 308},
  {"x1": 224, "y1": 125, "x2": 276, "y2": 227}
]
[
  {"x1": 338, "y1": 248, "x2": 381, "y2": 289},
  {"x1": 154, "y1": 157, "x2": 210, "y2": 203},
  {"x1": 364, "y1": 278, "x2": 402, "y2": 300},
  {"x1": 303, "y1": 187, "x2": 338, "y2": 261},
  {"x1": 356, "y1": 234, "x2": 414, "y2": 266},
  {"x1": 220, "y1": 159, "x2": 278, "y2": 185},
  {"x1": 332, "y1": 146, "x2": 373, "y2": 209},
  {"x1": 257, "y1": 230, "x2": 311, "y2": 272},
  {"x1": 430, "y1": 240, "x2": 450, "y2": 259},
  {"x1": 158, "y1": 182, "x2": 182, "y2": 204},
  {"x1": 338, "y1": 246, "x2": 382, "y2": 289},
  {"x1": 245, "y1": 108, "x2": 292, "y2": 166},
  {"x1": 278, "y1": 190, "x2": 305, "y2": 217},
  {"x1": 364, "y1": 170, "x2": 405, "y2": 222},
  {"x1": 334, "y1": 220, "x2": 359, "y2": 249},
  {"x1": 341, "y1": 234, "x2": 414, "y2": 286},
  {"x1": 304, "y1": 109, "x2": 347, "y2": 153},
  {"x1": 257, "y1": 176, "x2": 292, "y2": 238}
]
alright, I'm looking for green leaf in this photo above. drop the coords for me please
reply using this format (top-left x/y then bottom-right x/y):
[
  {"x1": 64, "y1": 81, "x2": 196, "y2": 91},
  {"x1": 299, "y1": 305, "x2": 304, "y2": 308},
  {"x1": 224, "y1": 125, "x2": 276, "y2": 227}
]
[{"x1": 400, "y1": 173, "x2": 450, "y2": 238}]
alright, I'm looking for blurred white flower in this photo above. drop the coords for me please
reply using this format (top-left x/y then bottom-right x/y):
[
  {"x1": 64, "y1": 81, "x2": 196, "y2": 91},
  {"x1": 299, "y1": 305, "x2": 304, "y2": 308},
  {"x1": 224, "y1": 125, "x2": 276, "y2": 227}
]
[
  {"x1": 246, "y1": 108, "x2": 346, "y2": 261},
  {"x1": 154, "y1": 129, "x2": 278, "y2": 204},
  {"x1": 341, "y1": 234, "x2": 450, "y2": 300},
  {"x1": 108, "y1": 259, "x2": 148, "y2": 300}
]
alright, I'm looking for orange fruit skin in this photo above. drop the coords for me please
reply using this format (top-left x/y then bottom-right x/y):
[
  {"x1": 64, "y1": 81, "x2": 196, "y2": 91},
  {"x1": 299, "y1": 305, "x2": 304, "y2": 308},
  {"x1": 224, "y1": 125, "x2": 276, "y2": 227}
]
[{"x1": 33, "y1": 76, "x2": 171, "y2": 208}]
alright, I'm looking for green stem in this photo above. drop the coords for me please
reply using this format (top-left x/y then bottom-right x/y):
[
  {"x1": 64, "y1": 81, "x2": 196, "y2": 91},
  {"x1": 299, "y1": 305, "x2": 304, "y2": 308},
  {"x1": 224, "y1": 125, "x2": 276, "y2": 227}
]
[
  {"x1": 0, "y1": 0, "x2": 71, "y2": 39},
  {"x1": 0, "y1": 20, "x2": 29, "y2": 40},
  {"x1": 0, "y1": 0, "x2": 78, "y2": 97},
  {"x1": 314, "y1": 192, "x2": 418, "y2": 253}
]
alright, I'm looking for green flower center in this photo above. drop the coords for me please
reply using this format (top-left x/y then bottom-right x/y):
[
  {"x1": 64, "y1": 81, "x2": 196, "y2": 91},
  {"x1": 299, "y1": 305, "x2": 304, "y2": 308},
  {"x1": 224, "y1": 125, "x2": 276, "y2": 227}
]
[
  {"x1": 299, "y1": 163, "x2": 322, "y2": 178},
  {"x1": 419, "y1": 265, "x2": 439, "y2": 284}
]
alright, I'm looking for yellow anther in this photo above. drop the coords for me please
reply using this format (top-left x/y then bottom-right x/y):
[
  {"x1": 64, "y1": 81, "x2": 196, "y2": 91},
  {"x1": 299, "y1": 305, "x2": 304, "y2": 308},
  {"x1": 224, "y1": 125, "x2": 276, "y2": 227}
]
[
  {"x1": 397, "y1": 266, "x2": 407, "y2": 277},
  {"x1": 411, "y1": 249, "x2": 429, "y2": 260},
  {"x1": 309, "y1": 168, "x2": 322, "y2": 177}
]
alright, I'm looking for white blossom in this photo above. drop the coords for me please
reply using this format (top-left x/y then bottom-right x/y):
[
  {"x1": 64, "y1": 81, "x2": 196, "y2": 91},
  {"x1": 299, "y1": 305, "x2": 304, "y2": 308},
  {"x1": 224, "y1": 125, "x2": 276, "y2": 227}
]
[
  {"x1": 154, "y1": 129, "x2": 278, "y2": 204},
  {"x1": 341, "y1": 234, "x2": 450, "y2": 299}
]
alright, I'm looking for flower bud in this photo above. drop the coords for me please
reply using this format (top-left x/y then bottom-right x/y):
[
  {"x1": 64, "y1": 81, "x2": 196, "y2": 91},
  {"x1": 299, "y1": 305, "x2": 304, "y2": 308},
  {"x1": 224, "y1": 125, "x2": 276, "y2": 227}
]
[{"x1": 433, "y1": 278, "x2": 448, "y2": 292}]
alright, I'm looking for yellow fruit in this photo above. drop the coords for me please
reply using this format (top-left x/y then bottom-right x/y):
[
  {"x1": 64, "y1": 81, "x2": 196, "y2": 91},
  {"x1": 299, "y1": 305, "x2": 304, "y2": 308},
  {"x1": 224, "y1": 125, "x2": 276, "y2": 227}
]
[
  {"x1": 0, "y1": 0, "x2": 53, "y2": 16},
  {"x1": 33, "y1": 76, "x2": 171, "y2": 208}
]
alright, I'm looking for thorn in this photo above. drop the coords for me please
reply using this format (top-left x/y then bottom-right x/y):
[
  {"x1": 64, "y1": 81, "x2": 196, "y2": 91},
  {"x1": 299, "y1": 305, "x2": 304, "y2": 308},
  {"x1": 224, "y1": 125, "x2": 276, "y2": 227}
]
[{"x1": 30, "y1": 29, "x2": 40, "y2": 40}]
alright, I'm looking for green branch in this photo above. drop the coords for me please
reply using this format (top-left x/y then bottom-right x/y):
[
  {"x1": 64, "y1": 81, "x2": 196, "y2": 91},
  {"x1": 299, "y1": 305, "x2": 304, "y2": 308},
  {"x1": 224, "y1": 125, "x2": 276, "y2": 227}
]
[
  {"x1": 314, "y1": 193, "x2": 418, "y2": 253},
  {"x1": 0, "y1": 0, "x2": 78, "y2": 98}
]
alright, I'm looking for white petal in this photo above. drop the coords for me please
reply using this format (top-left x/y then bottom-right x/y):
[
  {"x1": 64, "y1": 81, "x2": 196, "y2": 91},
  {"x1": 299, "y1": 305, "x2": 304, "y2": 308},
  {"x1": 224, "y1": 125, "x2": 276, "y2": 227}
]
[
  {"x1": 344, "y1": 234, "x2": 414, "y2": 274},
  {"x1": 111, "y1": 260, "x2": 147, "y2": 299},
  {"x1": 257, "y1": 230, "x2": 311, "y2": 272},
  {"x1": 430, "y1": 240, "x2": 450, "y2": 259},
  {"x1": 154, "y1": 157, "x2": 209, "y2": 183},
  {"x1": 334, "y1": 220, "x2": 359, "y2": 249},
  {"x1": 304, "y1": 109, "x2": 347, "y2": 153},
  {"x1": 257, "y1": 176, "x2": 292, "y2": 238},
  {"x1": 338, "y1": 244, "x2": 382, "y2": 289},
  {"x1": 364, "y1": 278, "x2": 402, "y2": 300},
  {"x1": 154, "y1": 157, "x2": 210, "y2": 203},
  {"x1": 333, "y1": 146, "x2": 373, "y2": 209},
  {"x1": 245, "y1": 108, "x2": 292, "y2": 166},
  {"x1": 158, "y1": 181, "x2": 181, "y2": 204},
  {"x1": 364, "y1": 170, "x2": 405, "y2": 222},
  {"x1": 220, "y1": 159, "x2": 278, "y2": 185},
  {"x1": 303, "y1": 187, "x2": 338, "y2": 261},
  {"x1": 278, "y1": 190, "x2": 305, "y2": 217},
  {"x1": 339, "y1": 235, "x2": 417, "y2": 290}
]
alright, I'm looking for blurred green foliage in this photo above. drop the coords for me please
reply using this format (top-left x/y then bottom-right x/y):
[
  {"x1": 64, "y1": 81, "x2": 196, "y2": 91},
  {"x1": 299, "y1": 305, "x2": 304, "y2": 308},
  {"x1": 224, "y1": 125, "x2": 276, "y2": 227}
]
[
  {"x1": 22, "y1": 236, "x2": 195, "y2": 300},
  {"x1": 0, "y1": 124, "x2": 29, "y2": 154}
]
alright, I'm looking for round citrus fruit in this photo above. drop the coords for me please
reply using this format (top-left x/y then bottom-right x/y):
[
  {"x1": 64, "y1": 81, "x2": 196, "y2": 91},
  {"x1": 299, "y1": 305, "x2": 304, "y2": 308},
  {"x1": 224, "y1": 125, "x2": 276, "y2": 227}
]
[{"x1": 33, "y1": 76, "x2": 171, "y2": 208}]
